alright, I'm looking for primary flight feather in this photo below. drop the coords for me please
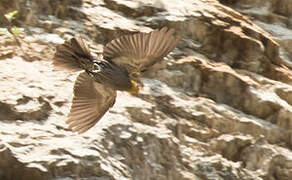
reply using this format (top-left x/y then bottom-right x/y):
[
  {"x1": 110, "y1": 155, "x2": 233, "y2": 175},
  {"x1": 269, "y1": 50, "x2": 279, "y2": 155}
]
[{"x1": 53, "y1": 27, "x2": 179, "y2": 133}]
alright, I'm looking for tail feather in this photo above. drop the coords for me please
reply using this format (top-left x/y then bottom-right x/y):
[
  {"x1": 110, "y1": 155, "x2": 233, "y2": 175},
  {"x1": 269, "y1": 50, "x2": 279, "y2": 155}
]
[{"x1": 53, "y1": 37, "x2": 93, "y2": 71}]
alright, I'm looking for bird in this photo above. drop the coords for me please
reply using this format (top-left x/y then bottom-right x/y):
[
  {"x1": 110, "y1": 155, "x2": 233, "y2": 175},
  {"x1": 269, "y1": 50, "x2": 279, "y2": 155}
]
[{"x1": 53, "y1": 27, "x2": 179, "y2": 133}]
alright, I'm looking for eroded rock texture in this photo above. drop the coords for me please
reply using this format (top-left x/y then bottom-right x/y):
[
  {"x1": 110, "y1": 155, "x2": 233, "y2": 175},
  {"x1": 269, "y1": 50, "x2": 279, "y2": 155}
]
[{"x1": 0, "y1": 0, "x2": 292, "y2": 179}]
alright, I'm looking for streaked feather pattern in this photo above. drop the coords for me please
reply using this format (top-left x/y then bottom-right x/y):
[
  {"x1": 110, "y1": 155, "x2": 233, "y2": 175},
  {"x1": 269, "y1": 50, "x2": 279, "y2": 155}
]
[
  {"x1": 103, "y1": 27, "x2": 180, "y2": 73},
  {"x1": 52, "y1": 27, "x2": 179, "y2": 133},
  {"x1": 53, "y1": 37, "x2": 93, "y2": 71},
  {"x1": 67, "y1": 72, "x2": 116, "y2": 133}
]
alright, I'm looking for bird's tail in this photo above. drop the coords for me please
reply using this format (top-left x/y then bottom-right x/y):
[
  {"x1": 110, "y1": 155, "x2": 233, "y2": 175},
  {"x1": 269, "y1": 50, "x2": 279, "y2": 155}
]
[{"x1": 53, "y1": 37, "x2": 94, "y2": 71}]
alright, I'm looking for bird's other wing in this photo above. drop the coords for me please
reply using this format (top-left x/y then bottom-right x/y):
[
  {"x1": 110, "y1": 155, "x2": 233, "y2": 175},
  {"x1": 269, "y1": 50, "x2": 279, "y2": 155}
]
[
  {"x1": 67, "y1": 71, "x2": 117, "y2": 133},
  {"x1": 103, "y1": 27, "x2": 180, "y2": 73},
  {"x1": 53, "y1": 37, "x2": 93, "y2": 71}
]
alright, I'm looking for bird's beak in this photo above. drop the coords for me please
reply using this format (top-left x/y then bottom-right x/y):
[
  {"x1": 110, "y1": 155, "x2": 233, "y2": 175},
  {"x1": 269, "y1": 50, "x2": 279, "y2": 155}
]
[{"x1": 128, "y1": 80, "x2": 140, "y2": 94}]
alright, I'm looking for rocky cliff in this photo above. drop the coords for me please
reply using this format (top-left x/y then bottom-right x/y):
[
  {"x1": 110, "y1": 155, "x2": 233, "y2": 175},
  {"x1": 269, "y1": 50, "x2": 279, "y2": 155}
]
[{"x1": 0, "y1": 0, "x2": 292, "y2": 179}]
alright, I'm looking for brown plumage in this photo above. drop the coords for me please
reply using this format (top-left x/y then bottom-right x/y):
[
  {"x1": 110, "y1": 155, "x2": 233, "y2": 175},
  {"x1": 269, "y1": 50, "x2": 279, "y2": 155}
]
[
  {"x1": 54, "y1": 37, "x2": 93, "y2": 71},
  {"x1": 103, "y1": 27, "x2": 180, "y2": 73},
  {"x1": 67, "y1": 72, "x2": 116, "y2": 133},
  {"x1": 53, "y1": 27, "x2": 179, "y2": 133}
]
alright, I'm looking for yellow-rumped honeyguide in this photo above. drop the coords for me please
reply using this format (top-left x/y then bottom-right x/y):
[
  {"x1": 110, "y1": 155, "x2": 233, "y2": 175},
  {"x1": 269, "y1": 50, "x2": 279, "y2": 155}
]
[{"x1": 53, "y1": 27, "x2": 179, "y2": 133}]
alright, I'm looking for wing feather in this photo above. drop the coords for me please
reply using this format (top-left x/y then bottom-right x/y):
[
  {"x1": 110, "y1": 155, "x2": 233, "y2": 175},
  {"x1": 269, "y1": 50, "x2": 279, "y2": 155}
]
[
  {"x1": 103, "y1": 27, "x2": 179, "y2": 73},
  {"x1": 53, "y1": 36, "x2": 93, "y2": 71},
  {"x1": 67, "y1": 72, "x2": 117, "y2": 133}
]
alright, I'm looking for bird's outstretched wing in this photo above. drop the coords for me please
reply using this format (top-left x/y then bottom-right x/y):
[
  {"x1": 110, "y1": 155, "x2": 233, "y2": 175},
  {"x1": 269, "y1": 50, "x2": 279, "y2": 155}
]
[
  {"x1": 67, "y1": 72, "x2": 116, "y2": 133},
  {"x1": 53, "y1": 37, "x2": 93, "y2": 71},
  {"x1": 103, "y1": 27, "x2": 179, "y2": 73}
]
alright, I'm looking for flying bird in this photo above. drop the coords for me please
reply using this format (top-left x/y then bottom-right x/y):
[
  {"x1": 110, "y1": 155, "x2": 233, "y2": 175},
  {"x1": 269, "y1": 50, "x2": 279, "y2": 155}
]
[{"x1": 53, "y1": 27, "x2": 179, "y2": 133}]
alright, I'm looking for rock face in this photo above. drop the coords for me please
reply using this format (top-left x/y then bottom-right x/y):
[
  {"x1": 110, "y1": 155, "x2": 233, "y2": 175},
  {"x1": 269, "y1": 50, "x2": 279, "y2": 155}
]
[{"x1": 0, "y1": 0, "x2": 292, "y2": 179}]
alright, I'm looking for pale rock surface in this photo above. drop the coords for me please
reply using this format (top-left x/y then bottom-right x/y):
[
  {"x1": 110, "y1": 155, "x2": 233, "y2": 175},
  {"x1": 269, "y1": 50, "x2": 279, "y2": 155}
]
[{"x1": 0, "y1": 0, "x2": 292, "y2": 180}]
